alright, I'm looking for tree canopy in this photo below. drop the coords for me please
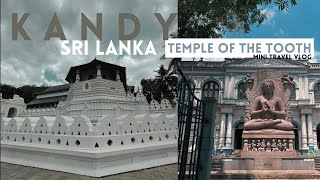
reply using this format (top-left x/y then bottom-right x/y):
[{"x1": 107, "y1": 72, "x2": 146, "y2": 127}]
[
  {"x1": 0, "y1": 84, "x2": 48, "y2": 103},
  {"x1": 178, "y1": 0, "x2": 297, "y2": 38},
  {"x1": 141, "y1": 65, "x2": 178, "y2": 106}
]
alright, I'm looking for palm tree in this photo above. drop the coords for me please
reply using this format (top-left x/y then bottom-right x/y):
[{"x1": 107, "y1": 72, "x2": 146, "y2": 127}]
[
  {"x1": 140, "y1": 78, "x2": 157, "y2": 103},
  {"x1": 160, "y1": 32, "x2": 181, "y2": 80},
  {"x1": 154, "y1": 65, "x2": 178, "y2": 105},
  {"x1": 140, "y1": 65, "x2": 178, "y2": 106}
]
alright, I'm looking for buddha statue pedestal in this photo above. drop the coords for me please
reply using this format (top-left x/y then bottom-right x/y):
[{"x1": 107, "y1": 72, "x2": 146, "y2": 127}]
[
  {"x1": 221, "y1": 129, "x2": 315, "y2": 171},
  {"x1": 241, "y1": 129, "x2": 296, "y2": 158}
]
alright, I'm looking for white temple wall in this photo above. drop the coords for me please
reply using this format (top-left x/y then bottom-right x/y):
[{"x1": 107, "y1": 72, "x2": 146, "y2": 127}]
[
  {"x1": 0, "y1": 94, "x2": 26, "y2": 118},
  {"x1": 1, "y1": 110, "x2": 177, "y2": 177}
]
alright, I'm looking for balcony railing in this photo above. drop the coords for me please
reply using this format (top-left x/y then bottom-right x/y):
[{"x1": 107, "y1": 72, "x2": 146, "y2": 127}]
[
  {"x1": 179, "y1": 61, "x2": 225, "y2": 68},
  {"x1": 310, "y1": 63, "x2": 320, "y2": 69}
]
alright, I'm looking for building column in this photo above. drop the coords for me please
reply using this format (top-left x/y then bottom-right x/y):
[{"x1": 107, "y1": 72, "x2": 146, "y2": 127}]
[
  {"x1": 229, "y1": 75, "x2": 235, "y2": 99},
  {"x1": 219, "y1": 113, "x2": 226, "y2": 148},
  {"x1": 307, "y1": 114, "x2": 314, "y2": 147},
  {"x1": 225, "y1": 113, "x2": 233, "y2": 148},
  {"x1": 224, "y1": 75, "x2": 229, "y2": 98},
  {"x1": 214, "y1": 126, "x2": 220, "y2": 150},
  {"x1": 298, "y1": 74, "x2": 304, "y2": 99},
  {"x1": 310, "y1": 92, "x2": 314, "y2": 104},
  {"x1": 301, "y1": 114, "x2": 308, "y2": 149},
  {"x1": 304, "y1": 75, "x2": 309, "y2": 99},
  {"x1": 313, "y1": 129, "x2": 318, "y2": 150}
]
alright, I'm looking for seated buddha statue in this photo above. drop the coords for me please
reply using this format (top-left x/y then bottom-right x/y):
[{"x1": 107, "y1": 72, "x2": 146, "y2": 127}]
[{"x1": 243, "y1": 79, "x2": 294, "y2": 131}]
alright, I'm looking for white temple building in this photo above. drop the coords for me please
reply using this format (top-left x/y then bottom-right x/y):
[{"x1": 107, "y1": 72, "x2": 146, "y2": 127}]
[
  {"x1": 1, "y1": 59, "x2": 177, "y2": 177},
  {"x1": 179, "y1": 58, "x2": 320, "y2": 154},
  {"x1": 0, "y1": 94, "x2": 25, "y2": 118}
]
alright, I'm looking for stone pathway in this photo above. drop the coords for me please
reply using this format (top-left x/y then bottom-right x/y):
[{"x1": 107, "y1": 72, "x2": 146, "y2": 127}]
[{"x1": 1, "y1": 162, "x2": 178, "y2": 180}]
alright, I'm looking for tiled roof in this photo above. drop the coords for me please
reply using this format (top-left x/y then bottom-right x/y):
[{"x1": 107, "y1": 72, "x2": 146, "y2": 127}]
[{"x1": 27, "y1": 95, "x2": 67, "y2": 106}]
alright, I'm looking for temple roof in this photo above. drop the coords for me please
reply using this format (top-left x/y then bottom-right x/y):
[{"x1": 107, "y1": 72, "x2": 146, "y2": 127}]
[
  {"x1": 27, "y1": 95, "x2": 67, "y2": 106},
  {"x1": 34, "y1": 84, "x2": 70, "y2": 95},
  {"x1": 65, "y1": 59, "x2": 126, "y2": 84}
]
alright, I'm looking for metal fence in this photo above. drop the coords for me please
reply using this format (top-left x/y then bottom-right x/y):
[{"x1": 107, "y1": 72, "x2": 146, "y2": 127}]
[{"x1": 177, "y1": 67, "x2": 216, "y2": 180}]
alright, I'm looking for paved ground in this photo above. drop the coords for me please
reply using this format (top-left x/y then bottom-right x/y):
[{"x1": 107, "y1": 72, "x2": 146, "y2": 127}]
[{"x1": 1, "y1": 162, "x2": 178, "y2": 180}]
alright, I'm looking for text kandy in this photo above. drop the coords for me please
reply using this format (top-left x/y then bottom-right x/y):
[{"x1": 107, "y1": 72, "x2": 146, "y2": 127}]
[{"x1": 11, "y1": 13, "x2": 177, "y2": 40}]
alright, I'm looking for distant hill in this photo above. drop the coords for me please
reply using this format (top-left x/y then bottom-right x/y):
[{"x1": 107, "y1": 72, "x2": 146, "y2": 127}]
[{"x1": 0, "y1": 84, "x2": 48, "y2": 103}]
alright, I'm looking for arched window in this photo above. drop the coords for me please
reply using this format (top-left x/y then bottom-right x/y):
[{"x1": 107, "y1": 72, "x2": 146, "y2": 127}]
[
  {"x1": 290, "y1": 84, "x2": 296, "y2": 100},
  {"x1": 202, "y1": 81, "x2": 219, "y2": 99},
  {"x1": 84, "y1": 83, "x2": 89, "y2": 90},
  {"x1": 315, "y1": 83, "x2": 320, "y2": 102},
  {"x1": 7, "y1": 107, "x2": 17, "y2": 117},
  {"x1": 237, "y1": 82, "x2": 246, "y2": 99}
]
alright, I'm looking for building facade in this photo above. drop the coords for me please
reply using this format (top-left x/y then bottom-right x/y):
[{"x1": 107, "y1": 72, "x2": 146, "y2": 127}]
[{"x1": 179, "y1": 58, "x2": 320, "y2": 153}]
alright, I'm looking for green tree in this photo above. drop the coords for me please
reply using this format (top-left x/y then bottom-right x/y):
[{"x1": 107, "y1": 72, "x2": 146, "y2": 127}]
[
  {"x1": 179, "y1": 0, "x2": 297, "y2": 38},
  {"x1": 141, "y1": 78, "x2": 157, "y2": 103},
  {"x1": 154, "y1": 64, "x2": 178, "y2": 99},
  {"x1": 0, "y1": 84, "x2": 48, "y2": 103},
  {"x1": 16, "y1": 85, "x2": 48, "y2": 103},
  {"x1": 141, "y1": 65, "x2": 178, "y2": 106},
  {"x1": 0, "y1": 84, "x2": 17, "y2": 99}
]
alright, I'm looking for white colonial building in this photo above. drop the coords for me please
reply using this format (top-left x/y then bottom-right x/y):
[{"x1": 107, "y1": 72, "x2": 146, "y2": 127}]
[
  {"x1": 1, "y1": 59, "x2": 177, "y2": 177},
  {"x1": 179, "y1": 58, "x2": 320, "y2": 154}
]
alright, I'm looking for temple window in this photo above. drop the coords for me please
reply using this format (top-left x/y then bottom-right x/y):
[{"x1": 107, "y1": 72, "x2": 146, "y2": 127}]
[
  {"x1": 202, "y1": 81, "x2": 219, "y2": 99},
  {"x1": 237, "y1": 82, "x2": 246, "y2": 99},
  {"x1": 290, "y1": 84, "x2": 296, "y2": 100},
  {"x1": 315, "y1": 83, "x2": 320, "y2": 102},
  {"x1": 85, "y1": 83, "x2": 89, "y2": 90}
]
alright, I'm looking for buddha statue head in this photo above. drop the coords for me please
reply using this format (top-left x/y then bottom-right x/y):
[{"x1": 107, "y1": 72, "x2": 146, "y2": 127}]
[{"x1": 261, "y1": 80, "x2": 275, "y2": 96}]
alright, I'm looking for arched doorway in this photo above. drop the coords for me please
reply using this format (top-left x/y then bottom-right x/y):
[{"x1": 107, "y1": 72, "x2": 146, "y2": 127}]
[
  {"x1": 234, "y1": 122, "x2": 244, "y2": 150},
  {"x1": 292, "y1": 122, "x2": 299, "y2": 150},
  {"x1": 317, "y1": 124, "x2": 320, "y2": 150},
  {"x1": 7, "y1": 107, "x2": 17, "y2": 117}
]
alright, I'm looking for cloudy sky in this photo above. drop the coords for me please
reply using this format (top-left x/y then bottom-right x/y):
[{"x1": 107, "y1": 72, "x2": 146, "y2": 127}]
[
  {"x1": 1, "y1": 0, "x2": 177, "y2": 87},
  {"x1": 2, "y1": 1, "x2": 319, "y2": 88},
  {"x1": 227, "y1": 0, "x2": 320, "y2": 63}
]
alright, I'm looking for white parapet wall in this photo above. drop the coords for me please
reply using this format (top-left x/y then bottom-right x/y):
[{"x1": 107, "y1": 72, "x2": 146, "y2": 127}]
[{"x1": 0, "y1": 112, "x2": 177, "y2": 177}]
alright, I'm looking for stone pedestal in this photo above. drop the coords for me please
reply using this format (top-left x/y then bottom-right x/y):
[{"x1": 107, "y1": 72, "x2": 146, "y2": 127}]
[
  {"x1": 221, "y1": 157, "x2": 315, "y2": 170},
  {"x1": 220, "y1": 129, "x2": 315, "y2": 171},
  {"x1": 242, "y1": 129, "x2": 295, "y2": 153}
]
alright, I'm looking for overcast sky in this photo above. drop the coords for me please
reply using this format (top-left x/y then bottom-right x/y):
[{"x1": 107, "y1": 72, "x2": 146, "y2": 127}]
[
  {"x1": 2, "y1": 1, "x2": 319, "y2": 89},
  {"x1": 1, "y1": 0, "x2": 177, "y2": 88}
]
